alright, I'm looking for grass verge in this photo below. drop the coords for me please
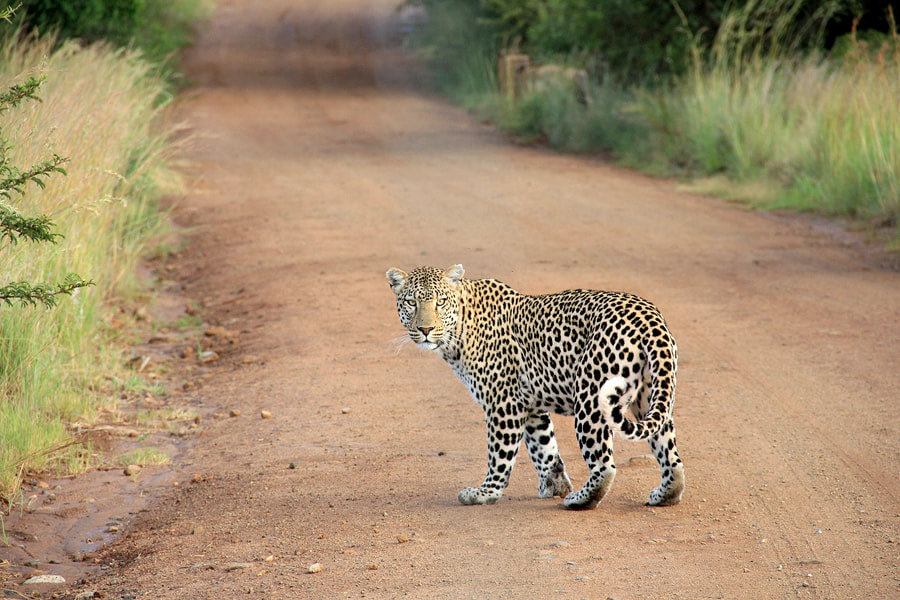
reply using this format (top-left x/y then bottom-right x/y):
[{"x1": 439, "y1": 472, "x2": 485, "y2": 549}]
[
  {"x1": 0, "y1": 33, "x2": 183, "y2": 503},
  {"x1": 408, "y1": 3, "x2": 899, "y2": 242}
]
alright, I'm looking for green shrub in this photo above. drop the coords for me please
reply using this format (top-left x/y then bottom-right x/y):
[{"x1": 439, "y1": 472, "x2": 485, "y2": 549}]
[
  {"x1": 474, "y1": 0, "x2": 730, "y2": 81},
  {"x1": 7, "y1": 0, "x2": 144, "y2": 45},
  {"x1": 2, "y1": 0, "x2": 210, "y2": 69},
  {"x1": 491, "y1": 79, "x2": 640, "y2": 156}
]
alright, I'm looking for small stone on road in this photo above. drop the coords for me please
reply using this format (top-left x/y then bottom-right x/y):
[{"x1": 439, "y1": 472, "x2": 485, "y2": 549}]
[{"x1": 23, "y1": 574, "x2": 66, "y2": 584}]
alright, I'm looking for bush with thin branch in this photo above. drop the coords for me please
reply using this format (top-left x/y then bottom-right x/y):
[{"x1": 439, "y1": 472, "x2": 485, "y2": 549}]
[{"x1": 0, "y1": 74, "x2": 93, "y2": 307}]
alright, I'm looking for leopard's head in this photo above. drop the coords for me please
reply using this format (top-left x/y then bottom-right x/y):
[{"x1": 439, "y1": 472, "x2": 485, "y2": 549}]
[{"x1": 385, "y1": 264, "x2": 464, "y2": 352}]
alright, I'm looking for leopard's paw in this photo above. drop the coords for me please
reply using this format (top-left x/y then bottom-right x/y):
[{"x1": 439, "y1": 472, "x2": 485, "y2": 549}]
[
  {"x1": 562, "y1": 489, "x2": 601, "y2": 510},
  {"x1": 647, "y1": 463, "x2": 685, "y2": 506},
  {"x1": 458, "y1": 486, "x2": 501, "y2": 505},
  {"x1": 562, "y1": 468, "x2": 615, "y2": 510},
  {"x1": 538, "y1": 469, "x2": 573, "y2": 499}
]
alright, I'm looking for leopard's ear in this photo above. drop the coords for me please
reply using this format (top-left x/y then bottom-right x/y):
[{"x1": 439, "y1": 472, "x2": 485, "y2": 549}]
[
  {"x1": 386, "y1": 268, "x2": 408, "y2": 294},
  {"x1": 443, "y1": 264, "x2": 465, "y2": 287}
]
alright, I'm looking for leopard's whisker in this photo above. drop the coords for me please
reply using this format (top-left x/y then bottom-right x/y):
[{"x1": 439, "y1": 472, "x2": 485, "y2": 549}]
[{"x1": 389, "y1": 333, "x2": 412, "y2": 354}]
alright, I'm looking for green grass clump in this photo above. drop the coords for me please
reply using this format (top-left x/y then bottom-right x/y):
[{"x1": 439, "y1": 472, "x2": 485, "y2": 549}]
[
  {"x1": 0, "y1": 33, "x2": 182, "y2": 502},
  {"x1": 117, "y1": 447, "x2": 171, "y2": 467},
  {"x1": 482, "y1": 78, "x2": 643, "y2": 158}
]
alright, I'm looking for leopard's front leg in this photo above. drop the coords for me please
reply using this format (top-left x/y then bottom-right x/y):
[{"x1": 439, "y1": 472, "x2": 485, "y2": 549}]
[
  {"x1": 458, "y1": 403, "x2": 525, "y2": 506},
  {"x1": 524, "y1": 412, "x2": 572, "y2": 498}
]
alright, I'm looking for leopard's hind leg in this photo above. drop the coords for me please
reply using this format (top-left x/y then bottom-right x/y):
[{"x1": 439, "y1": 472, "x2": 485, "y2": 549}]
[
  {"x1": 563, "y1": 384, "x2": 616, "y2": 510},
  {"x1": 628, "y1": 370, "x2": 684, "y2": 506},
  {"x1": 647, "y1": 419, "x2": 684, "y2": 505}
]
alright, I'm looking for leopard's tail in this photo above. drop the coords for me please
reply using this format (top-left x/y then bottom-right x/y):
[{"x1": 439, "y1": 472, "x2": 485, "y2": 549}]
[{"x1": 599, "y1": 375, "x2": 669, "y2": 441}]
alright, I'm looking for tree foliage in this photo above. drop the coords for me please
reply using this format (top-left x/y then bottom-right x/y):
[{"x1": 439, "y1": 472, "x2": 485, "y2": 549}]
[
  {"x1": 0, "y1": 274, "x2": 91, "y2": 308},
  {"x1": 1, "y1": 0, "x2": 210, "y2": 69},
  {"x1": 0, "y1": 75, "x2": 93, "y2": 308},
  {"x1": 2, "y1": 0, "x2": 145, "y2": 46}
]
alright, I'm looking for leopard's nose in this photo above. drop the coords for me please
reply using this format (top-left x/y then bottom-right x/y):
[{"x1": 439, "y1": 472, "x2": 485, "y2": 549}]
[{"x1": 418, "y1": 326, "x2": 434, "y2": 336}]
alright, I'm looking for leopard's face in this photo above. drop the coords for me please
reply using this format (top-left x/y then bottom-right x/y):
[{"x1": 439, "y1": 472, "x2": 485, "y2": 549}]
[{"x1": 386, "y1": 264, "x2": 464, "y2": 351}]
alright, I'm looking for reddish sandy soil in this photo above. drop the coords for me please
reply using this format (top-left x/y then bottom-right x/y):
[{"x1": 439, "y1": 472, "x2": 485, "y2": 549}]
[{"x1": 3, "y1": 1, "x2": 899, "y2": 599}]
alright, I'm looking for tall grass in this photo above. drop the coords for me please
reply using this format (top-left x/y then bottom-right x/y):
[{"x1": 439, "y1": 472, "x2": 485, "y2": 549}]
[
  {"x1": 785, "y1": 40, "x2": 900, "y2": 220},
  {"x1": 0, "y1": 33, "x2": 181, "y2": 502},
  {"x1": 637, "y1": 6, "x2": 900, "y2": 226}
]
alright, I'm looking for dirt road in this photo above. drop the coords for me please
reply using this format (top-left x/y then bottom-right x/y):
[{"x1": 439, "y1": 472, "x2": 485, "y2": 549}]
[{"x1": 12, "y1": 0, "x2": 900, "y2": 598}]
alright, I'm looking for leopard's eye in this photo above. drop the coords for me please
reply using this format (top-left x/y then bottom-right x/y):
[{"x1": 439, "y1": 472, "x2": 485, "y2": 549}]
[
  {"x1": 436, "y1": 296, "x2": 447, "y2": 307},
  {"x1": 404, "y1": 298, "x2": 416, "y2": 307}
]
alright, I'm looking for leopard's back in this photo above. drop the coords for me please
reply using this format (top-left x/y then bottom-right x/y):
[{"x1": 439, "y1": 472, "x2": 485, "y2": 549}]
[{"x1": 452, "y1": 282, "x2": 676, "y2": 427}]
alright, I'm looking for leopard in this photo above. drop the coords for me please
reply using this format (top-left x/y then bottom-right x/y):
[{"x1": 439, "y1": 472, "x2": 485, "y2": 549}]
[{"x1": 386, "y1": 264, "x2": 685, "y2": 510}]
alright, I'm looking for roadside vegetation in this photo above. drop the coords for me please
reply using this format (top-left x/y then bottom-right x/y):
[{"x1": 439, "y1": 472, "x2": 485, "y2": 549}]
[
  {"x1": 0, "y1": 1, "x2": 208, "y2": 504},
  {"x1": 403, "y1": 0, "x2": 900, "y2": 241},
  {"x1": 6, "y1": 0, "x2": 208, "y2": 80}
]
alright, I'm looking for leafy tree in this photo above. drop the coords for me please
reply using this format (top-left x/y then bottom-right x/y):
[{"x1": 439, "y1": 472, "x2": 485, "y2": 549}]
[
  {"x1": 1, "y1": 0, "x2": 209, "y2": 70},
  {"x1": 2, "y1": 0, "x2": 144, "y2": 46},
  {"x1": 0, "y1": 75, "x2": 93, "y2": 307}
]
